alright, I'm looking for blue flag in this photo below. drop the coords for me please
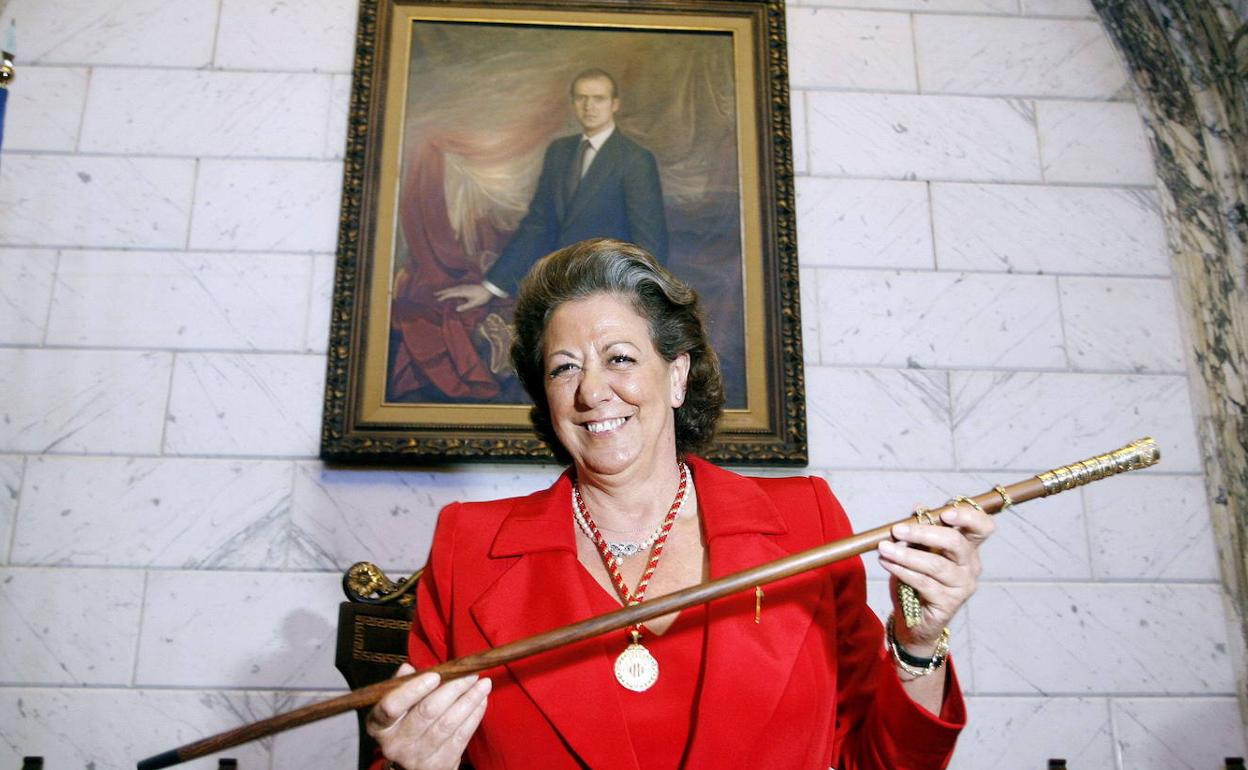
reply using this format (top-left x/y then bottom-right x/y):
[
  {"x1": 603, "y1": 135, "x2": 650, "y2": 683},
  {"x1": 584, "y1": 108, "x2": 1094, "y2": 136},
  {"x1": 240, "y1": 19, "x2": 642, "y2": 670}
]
[
  {"x1": 0, "y1": 85, "x2": 8, "y2": 152},
  {"x1": 1, "y1": 21, "x2": 14, "y2": 153}
]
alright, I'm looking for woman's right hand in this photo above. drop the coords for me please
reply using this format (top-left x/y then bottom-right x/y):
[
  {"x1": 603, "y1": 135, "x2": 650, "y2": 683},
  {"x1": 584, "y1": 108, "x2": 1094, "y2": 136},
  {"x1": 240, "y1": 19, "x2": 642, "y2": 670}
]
[{"x1": 366, "y1": 663, "x2": 491, "y2": 770}]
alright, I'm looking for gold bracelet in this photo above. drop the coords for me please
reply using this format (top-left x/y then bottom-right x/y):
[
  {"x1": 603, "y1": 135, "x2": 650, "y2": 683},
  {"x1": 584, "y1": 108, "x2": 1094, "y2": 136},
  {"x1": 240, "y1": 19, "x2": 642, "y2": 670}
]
[{"x1": 885, "y1": 612, "x2": 950, "y2": 679}]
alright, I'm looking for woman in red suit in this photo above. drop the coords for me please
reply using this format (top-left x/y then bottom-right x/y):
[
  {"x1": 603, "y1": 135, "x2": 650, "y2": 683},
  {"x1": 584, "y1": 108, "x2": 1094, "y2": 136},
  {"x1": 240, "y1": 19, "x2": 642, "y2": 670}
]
[{"x1": 367, "y1": 239, "x2": 994, "y2": 770}]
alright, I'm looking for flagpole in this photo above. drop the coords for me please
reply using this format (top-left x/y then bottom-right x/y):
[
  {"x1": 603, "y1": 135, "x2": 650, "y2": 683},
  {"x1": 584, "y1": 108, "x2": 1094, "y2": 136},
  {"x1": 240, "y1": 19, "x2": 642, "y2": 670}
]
[{"x1": 0, "y1": 19, "x2": 15, "y2": 161}]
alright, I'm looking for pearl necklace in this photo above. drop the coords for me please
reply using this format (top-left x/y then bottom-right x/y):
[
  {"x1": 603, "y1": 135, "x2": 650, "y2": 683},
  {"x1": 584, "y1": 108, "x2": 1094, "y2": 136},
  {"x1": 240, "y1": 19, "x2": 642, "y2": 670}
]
[{"x1": 572, "y1": 476, "x2": 689, "y2": 559}]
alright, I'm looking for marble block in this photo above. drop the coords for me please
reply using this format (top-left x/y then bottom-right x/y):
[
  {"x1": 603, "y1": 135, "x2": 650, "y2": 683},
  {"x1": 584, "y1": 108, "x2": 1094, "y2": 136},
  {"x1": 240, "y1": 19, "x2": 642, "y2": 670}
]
[
  {"x1": 931, "y1": 183, "x2": 1169, "y2": 275},
  {"x1": 796, "y1": 178, "x2": 933, "y2": 269},
  {"x1": 189, "y1": 159, "x2": 343, "y2": 252},
  {"x1": 1113, "y1": 698, "x2": 1247, "y2": 770},
  {"x1": 1, "y1": 66, "x2": 87, "y2": 151},
  {"x1": 0, "y1": 349, "x2": 172, "y2": 454},
  {"x1": 1021, "y1": 0, "x2": 1097, "y2": 17},
  {"x1": 800, "y1": 267, "x2": 820, "y2": 365},
  {"x1": 792, "y1": 93, "x2": 810, "y2": 176},
  {"x1": 801, "y1": 0, "x2": 1016, "y2": 10},
  {"x1": 1059, "y1": 276, "x2": 1186, "y2": 373},
  {"x1": 0, "y1": 248, "x2": 57, "y2": 345},
  {"x1": 0, "y1": 155, "x2": 194, "y2": 248},
  {"x1": 823, "y1": 469, "x2": 1092, "y2": 581},
  {"x1": 0, "y1": 567, "x2": 143, "y2": 684},
  {"x1": 80, "y1": 69, "x2": 332, "y2": 158},
  {"x1": 1085, "y1": 474, "x2": 1219, "y2": 580},
  {"x1": 292, "y1": 461, "x2": 560, "y2": 572},
  {"x1": 815, "y1": 269, "x2": 1065, "y2": 369},
  {"x1": 970, "y1": 583, "x2": 1234, "y2": 694},
  {"x1": 0, "y1": 688, "x2": 274, "y2": 769},
  {"x1": 13, "y1": 456, "x2": 294, "y2": 569},
  {"x1": 0, "y1": 456, "x2": 20, "y2": 563},
  {"x1": 980, "y1": 493, "x2": 1094, "y2": 581},
  {"x1": 270, "y1": 693, "x2": 358, "y2": 769},
  {"x1": 46, "y1": 250, "x2": 314, "y2": 351},
  {"x1": 164, "y1": 353, "x2": 326, "y2": 457},
  {"x1": 814, "y1": 468, "x2": 915, "y2": 581},
  {"x1": 950, "y1": 698, "x2": 1114, "y2": 769},
  {"x1": 950, "y1": 371, "x2": 1201, "y2": 472},
  {"x1": 808, "y1": 93, "x2": 1042, "y2": 182},
  {"x1": 304, "y1": 253, "x2": 337, "y2": 353},
  {"x1": 915, "y1": 16, "x2": 1126, "y2": 98},
  {"x1": 137, "y1": 570, "x2": 344, "y2": 688},
  {"x1": 292, "y1": 463, "x2": 436, "y2": 573},
  {"x1": 0, "y1": 0, "x2": 218, "y2": 66},
  {"x1": 805, "y1": 367, "x2": 954, "y2": 469},
  {"x1": 325, "y1": 74, "x2": 353, "y2": 159},
  {"x1": 215, "y1": 0, "x2": 359, "y2": 73},
  {"x1": 1038, "y1": 100, "x2": 1156, "y2": 185},
  {"x1": 787, "y1": 9, "x2": 916, "y2": 92}
]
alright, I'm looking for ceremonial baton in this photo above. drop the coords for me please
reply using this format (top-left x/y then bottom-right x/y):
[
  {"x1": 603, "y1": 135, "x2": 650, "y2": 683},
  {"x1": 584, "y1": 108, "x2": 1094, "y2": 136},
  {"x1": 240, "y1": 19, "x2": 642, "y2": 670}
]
[{"x1": 138, "y1": 437, "x2": 1160, "y2": 769}]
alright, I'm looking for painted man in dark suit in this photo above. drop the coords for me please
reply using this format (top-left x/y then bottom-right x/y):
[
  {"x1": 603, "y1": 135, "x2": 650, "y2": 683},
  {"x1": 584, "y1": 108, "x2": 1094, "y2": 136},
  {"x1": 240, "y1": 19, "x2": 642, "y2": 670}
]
[{"x1": 436, "y1": 68, "x2": 669, "y2": 310}]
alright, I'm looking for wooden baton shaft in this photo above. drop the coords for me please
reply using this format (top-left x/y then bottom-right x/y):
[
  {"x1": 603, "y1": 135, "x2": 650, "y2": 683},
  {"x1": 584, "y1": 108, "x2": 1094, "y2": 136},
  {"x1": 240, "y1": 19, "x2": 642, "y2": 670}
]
[{"x1": 137, "y1": 438, "x2": 1159, "y2": 769}]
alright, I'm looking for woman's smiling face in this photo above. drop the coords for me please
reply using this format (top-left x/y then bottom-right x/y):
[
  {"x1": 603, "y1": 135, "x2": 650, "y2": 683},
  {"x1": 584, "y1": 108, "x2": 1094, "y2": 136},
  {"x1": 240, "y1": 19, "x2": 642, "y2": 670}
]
[{"x1": 542, "y1": 293, "x2": 689, "y2": 480}]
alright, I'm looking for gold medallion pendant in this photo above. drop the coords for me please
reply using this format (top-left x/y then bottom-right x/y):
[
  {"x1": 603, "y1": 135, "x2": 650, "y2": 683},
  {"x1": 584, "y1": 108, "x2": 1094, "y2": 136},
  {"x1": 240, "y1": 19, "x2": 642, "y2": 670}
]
[
  {"x1": 614, "y1": 636, "x2": 659, "y2": 692},
  {"x1": 573, "y1": 463, "x2": 689, "y2": 693}
]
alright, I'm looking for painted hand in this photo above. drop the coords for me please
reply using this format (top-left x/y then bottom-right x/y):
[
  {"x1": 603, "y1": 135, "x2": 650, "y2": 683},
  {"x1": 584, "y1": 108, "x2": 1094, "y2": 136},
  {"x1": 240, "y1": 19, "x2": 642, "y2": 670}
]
[{"x1": 434, "y1": 284, "x2": 493, "y2": 312}]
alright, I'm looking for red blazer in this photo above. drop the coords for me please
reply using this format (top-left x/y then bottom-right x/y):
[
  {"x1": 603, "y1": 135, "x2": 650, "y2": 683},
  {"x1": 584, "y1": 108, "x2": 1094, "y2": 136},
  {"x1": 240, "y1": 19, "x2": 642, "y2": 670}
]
[{"x1": 406, "y1": 456, "x2": 965, "y2": 769}]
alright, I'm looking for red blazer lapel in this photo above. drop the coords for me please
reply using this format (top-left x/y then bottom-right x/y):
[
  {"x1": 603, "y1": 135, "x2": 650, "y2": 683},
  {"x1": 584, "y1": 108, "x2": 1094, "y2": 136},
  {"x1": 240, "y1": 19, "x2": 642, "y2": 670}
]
[
  {"x1": 468, "y1": 474, "x2": 640, "y2": 770},
  {"x1": 683, "y1": 458, "x2": 822, "y2": 765}
]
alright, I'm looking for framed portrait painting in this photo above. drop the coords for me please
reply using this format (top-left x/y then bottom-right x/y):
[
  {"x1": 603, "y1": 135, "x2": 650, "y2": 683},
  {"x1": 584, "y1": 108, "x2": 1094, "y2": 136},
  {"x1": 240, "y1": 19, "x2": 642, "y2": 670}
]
[{"x1": 321, "y1": 0, "x2": 806, "y2": 465}]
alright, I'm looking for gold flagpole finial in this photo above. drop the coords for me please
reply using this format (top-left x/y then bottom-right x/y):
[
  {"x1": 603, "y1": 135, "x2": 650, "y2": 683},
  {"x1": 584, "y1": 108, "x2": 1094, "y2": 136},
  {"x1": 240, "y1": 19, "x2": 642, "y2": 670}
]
[
  {"x1": 1, "y1": 20, "x2": 16, "y2": 87},
  {"x1": 0, "y1": 55, "x2": 13, "y2": 88}
]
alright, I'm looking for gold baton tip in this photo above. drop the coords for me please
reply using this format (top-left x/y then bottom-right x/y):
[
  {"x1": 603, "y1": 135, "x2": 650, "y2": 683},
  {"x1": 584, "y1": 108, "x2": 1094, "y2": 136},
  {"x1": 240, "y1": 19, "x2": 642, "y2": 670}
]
[{"x1": 1037, "y1": 437, "x2": 1161, "y2": 495}]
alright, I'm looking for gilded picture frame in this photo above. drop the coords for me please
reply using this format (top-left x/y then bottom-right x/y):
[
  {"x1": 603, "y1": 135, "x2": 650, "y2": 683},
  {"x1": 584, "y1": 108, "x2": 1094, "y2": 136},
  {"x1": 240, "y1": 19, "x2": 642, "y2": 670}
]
[{"x1": 321, "y1": 0, "x2": 805, "y2": 465}]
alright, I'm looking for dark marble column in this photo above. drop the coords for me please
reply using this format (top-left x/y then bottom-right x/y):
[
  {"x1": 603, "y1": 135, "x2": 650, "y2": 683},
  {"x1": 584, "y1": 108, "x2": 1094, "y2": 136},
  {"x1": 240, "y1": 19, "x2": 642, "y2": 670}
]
[{"x1": 1092, "y1": 0, "x2": 1248, "y2": 701}]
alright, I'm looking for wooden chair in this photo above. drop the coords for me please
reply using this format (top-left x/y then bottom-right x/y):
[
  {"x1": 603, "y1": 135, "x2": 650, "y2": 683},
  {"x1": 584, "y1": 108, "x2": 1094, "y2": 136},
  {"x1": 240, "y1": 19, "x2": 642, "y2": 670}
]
[{"x1": 335, "y1": 562, "x2": 421, "y2": 770}]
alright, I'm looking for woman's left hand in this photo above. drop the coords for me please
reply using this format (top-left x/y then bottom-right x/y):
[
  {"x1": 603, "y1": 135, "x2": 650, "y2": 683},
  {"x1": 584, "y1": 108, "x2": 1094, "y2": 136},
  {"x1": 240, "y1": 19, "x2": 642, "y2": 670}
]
[{"x1": 877, "y1": 502, "x2": 996, "y2": 654}]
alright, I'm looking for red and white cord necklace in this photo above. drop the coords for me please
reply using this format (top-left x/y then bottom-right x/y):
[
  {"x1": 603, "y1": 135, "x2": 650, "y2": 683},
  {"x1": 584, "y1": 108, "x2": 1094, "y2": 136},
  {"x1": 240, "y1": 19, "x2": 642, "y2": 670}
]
[{"x1": 573, "y1": 461, "x2": 689, "y2": 692}]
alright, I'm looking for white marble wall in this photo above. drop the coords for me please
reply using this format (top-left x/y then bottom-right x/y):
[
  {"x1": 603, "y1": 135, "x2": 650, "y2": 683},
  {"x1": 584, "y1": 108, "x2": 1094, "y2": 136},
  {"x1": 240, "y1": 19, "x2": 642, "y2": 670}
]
[{"x1": 0, "y1": 0, "x2": 1242, "y2": 768}]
